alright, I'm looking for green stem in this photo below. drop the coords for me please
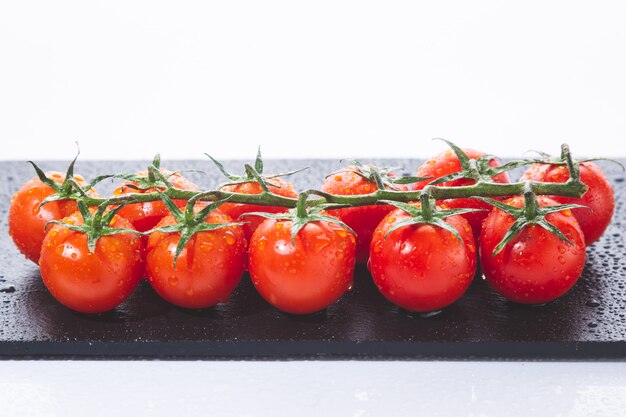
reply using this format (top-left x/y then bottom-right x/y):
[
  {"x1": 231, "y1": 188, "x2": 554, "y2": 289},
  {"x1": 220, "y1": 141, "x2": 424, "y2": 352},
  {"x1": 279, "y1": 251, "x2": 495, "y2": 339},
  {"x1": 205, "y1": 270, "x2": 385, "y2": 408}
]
[
  {"x1": 78, "y1": 176, "x2": 588, "y2": 212},
  {"x1": 522, "y1": 182, "x2": 538, "y2": 219},
  {"x1": 420, "y1": 188, "x2": 434, "y2": 220},
  {"x1": 296, "y1": 192, "x2": 309, "y2": 218}
]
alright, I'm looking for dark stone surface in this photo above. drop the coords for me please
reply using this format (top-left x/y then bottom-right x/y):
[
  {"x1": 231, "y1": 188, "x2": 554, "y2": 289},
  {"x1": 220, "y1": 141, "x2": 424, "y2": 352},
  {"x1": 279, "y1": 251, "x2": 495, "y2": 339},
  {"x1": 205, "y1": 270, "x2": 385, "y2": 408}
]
[{"x1": 0, "y1": 159, "x2": 625, "y2": 360}]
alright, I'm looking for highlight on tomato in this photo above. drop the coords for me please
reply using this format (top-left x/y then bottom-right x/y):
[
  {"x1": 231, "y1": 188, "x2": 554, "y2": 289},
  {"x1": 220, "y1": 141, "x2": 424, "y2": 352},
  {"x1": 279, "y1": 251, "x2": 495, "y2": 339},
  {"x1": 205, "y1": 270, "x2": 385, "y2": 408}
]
[
  {"x1": 145, "y1": 194, "x2": 247, "y2": 309},
  {"x1": 247, "y1": 197, "x2": 357, "y2": 314},
  {"x1": 477, "y1": 190, "x2": 587, "y2": 305},
  {"x1": 368, "y1": 195, "x2": 478, "y2": 313},
  {"x1": 39, "y1": 202, "x2": 144, "y2": 313}
]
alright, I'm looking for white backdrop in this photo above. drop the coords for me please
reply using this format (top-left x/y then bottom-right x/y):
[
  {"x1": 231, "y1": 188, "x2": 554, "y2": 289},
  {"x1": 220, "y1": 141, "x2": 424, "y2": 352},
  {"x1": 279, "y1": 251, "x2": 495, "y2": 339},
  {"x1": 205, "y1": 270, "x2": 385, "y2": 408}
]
[
  {"x1": 2, "y1": 3, "x2": 626, "y2": 415},
  {"x1": 1, "y1": 1, "x2": 625, "y2": 160}
]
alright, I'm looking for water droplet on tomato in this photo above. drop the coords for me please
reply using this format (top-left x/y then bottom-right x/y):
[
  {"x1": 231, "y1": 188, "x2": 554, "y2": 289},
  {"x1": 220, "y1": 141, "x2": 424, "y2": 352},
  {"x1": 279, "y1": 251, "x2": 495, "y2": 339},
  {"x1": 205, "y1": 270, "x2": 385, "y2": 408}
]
[
  {"x1": 168, "y1": 276, "x2": 178, "y2": 287},
  {"x1": 224, "y1": 233, "x2": 236, "y2": 245}
]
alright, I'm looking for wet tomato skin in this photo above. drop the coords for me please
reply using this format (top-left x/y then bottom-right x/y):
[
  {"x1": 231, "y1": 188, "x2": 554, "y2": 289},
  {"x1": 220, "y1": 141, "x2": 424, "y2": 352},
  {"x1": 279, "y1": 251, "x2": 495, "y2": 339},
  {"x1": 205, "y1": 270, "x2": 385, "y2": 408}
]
[
  {"x1": 39, "y1": 212, "x2": 144, "y2": 314},
  {"x1": 369, "y1": 206, "x2": 477, "y2": 312},
  {"x1": 479, "y1": 196, "x2": 586, "y2": 304},
  {"x1": 414, "y1": 149, "x2": 509, "y2": 240},
  {"x1": 114, "y1": 170, "x2": 199, "y2": 233},
  {"x1": 520, "y1": 162, "x2": 614, "y2": 245},
  {"x1": 146, "y1": 211, "x2": 247, "y2": 309},
  {"x1": 248, "y1": 218, "x2": 356, "y2": 315},
  {"x1": 320, "y1": 166, "x2": 407, "y2": 263},
  {"x1": 9, "y1": 172, "x2": 97, "y2": 264},
  {"x1": 219, "y1": 178, "x2": 298, "y2": 242}
]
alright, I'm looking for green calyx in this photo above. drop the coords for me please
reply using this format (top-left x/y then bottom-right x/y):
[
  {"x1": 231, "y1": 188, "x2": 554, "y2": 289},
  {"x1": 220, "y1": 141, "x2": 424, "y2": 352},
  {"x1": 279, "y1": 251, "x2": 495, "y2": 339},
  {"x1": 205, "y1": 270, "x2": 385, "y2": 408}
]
[
  {"x1": 115, "y1": 154, "x2": 202, "y2": 192},
  {"x1": 242, "y1": 192, "x2": 356, "y2": 244},
  {"x1": 379, "y1": 189, "x2": 483, "y2": 242},
  {"x1": 145, "y1": 192, "x2": 244, "y2": 266},
  {"x1": 206, "y1": 146, "x2": 308, "y2": 191},
  {"x1": 30, "y1": 144, "x2": 113, "y2": 208},
  {"x1": 529, "y1": 144, "x2": 626, "y2": 172},
  {"x1": 331, "y1": 160, "x2": 429, "y2": 191},
  {"x1": 427, "y1": 138, "x2": 534, "y2": 186},
  {"x1": 46, "y1": 200, "x2": 142, "y2": 253},
  {"x1": 473, "y1": 182, "x2": 587, "y2": 256}
]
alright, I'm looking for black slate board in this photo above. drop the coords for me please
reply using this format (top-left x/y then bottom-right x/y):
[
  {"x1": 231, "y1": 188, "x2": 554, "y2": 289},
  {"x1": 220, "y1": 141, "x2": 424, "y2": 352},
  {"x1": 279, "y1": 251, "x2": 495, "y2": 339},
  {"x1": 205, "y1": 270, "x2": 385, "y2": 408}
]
[{"x1": 1, "y1": 159, "x2": 625, "y2": 360}]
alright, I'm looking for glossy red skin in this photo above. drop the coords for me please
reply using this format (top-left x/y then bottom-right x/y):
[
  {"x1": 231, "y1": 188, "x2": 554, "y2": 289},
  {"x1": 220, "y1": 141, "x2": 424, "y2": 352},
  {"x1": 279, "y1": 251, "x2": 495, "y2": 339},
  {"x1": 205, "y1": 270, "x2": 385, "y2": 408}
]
[
  {"x1": 248, "y1": 218, "x2": 356, "y2": 314},
  {"x1": 220, "y1": 178, "x2": 298, "y2": 242},
  {"x1": 9, "y1": 172, "x2": 97, "y2": 263},
  {"x1": 39, "y1": 212, "x2": 144, "y2": 313},
  {"x1": 114, "y1": 170, "x2": 199, "y2": 233},
  {"x1": 146, "y1": 211, "x2": 247, "y2": 309},
  {"x1": 368, "y1": 206, "x2": 476, "y2": 312},
  {"x1": 479, "y1": 196, "x2": 586, "y2": 305},
  {"x1": 414, "y1": 149, "x2": 510, "y2": 240},
  {"x1": 320, "y1": 166, "x2": 407, "y2": 263},
  {"x1": 520, "y1": 162, "x2": 614, "y2": 245}
]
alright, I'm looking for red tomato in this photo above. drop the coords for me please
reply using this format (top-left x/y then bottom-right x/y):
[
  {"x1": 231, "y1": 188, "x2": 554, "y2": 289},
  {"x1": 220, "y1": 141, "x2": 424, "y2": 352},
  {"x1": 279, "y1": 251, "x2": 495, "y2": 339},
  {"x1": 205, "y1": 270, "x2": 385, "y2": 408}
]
[
  {"x1": 248, "y1": 218, "x2": 356, "y2": 314},
  {"x1": 368, "y1": 205, "x2": 476, "y2": 312},
  {"x1": 219, "y1": 178, "x2": 298, "y2": 241},
  {"x1": 414, "y1": 149, "x2": 510, "y2": 240},
  {"x1": 9, "y1": 172, "x2": 97, "y2": 263},
  {"x1": 479, "y1": 196, "x2": 586, "y2": 304},
  {"x1": 520, "y1": 162, "x2": 614, "y2": 245},
  {"x1": 146, "y1": 210, "x2": 247, "y2": 309},
  {"x1": 113, "y1": 170, "x2": 199, "y2": 232},
  {"x1": 39, "y1": 212, "x2": 144, "y2": 313},
  {"x1": 320, "y1": 166, "x2": 407, "y2": 263}
]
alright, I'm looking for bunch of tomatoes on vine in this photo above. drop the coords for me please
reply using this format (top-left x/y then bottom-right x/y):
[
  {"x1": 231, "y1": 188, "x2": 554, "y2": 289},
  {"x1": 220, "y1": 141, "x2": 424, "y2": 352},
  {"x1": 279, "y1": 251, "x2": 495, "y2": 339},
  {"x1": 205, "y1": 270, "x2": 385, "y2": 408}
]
[{"x1": 7, "y1": 140, "x2": 618, "y2": 315}]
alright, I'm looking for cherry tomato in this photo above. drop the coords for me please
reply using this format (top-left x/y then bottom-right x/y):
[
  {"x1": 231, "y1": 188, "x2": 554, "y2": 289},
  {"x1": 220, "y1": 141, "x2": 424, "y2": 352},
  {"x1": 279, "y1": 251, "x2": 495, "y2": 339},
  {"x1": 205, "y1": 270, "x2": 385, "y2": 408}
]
[
  {"x1": 479, "y1": 196, "x2": 586, "y2": 304},
  {"x1": 248, "y1": 218, "x2": 356, "y2": 314},
  {"x1": 219, "y1": 178, "x2": 298, "y2": 241},
  {"x1": 414, "y1": 149, "x2": 510, "y2": 240},
  {"x1": 520, "y1": 162, "x2": 614, "y2": 245},
  {"x1": 113, "y1": 170, "x2": 199, "y2": 233},
  {"x1": 39, "y1": 212, "x2": 144, "y2": 313},
  {"x1": 146, "y1": 210, "x2": 247, "y2": 309},
  {"x1": 9, "y1": 172, "x2": 97, "y2": 263},
  {"x1": 368, "y1": 205, "x2": 476, "y2": 312},
  {"x1": 320, "y1": 166, "x2": 407, "y2": 263}
]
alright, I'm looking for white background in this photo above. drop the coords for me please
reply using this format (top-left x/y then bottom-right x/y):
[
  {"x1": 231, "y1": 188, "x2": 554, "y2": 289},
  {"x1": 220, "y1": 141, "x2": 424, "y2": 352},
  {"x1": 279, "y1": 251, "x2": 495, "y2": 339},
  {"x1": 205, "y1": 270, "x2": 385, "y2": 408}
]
[
  {"x1": 1, "y1": 1, "x2": 625, "y2": 160},
  {"x1": 2, "y1": 1, "x2": 626, "y2": 416}
]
